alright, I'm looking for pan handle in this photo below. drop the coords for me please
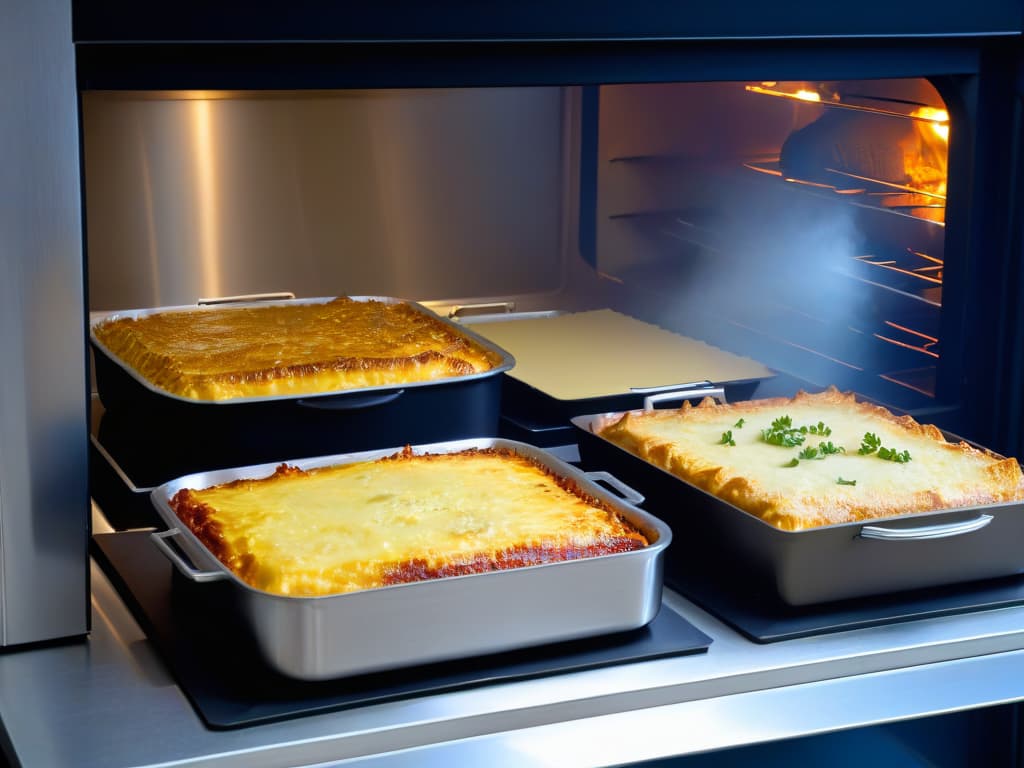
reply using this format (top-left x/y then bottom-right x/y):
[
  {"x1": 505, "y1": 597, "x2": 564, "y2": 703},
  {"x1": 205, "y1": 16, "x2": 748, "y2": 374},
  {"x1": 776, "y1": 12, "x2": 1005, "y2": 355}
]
[
  {"x1": 150, "y1": 529, "x2": 229, "y2": 583},
  {"x1": 296, "y1": 389, "x2": 405, "y2": 411},
  {"x1": 644, "y1": 386, "x2": 726, "y2": 411},
  {"x1": 585, "y1": 471, "x2": 645, "y2": 505},
  {"x1": 858, "y1": 514, "x2": 994, "y2": 541},
  {"x1": 447, "y1": 301, "x2": 516, "y2": 319},
  {"x1": 197, "y1": 292, "x2": 295, "y2": 306}
]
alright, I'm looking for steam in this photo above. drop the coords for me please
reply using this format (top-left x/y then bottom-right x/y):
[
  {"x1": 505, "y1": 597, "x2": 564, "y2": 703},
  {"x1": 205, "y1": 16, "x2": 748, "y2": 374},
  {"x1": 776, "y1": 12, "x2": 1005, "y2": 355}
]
[{"x1": 657, "y1": 183, "x2": 870, "y2": 383}]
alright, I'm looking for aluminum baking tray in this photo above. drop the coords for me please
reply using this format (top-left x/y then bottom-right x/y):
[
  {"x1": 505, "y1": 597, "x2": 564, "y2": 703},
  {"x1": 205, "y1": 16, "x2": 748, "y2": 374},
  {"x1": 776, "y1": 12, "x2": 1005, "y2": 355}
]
[
  {"x1": 148, "y1": 437, "x2": 671, "y2": 681},
  {"x1": 90, "y1": 294, "x2": 515, "y2": 407},
  {"x1": 572, "y1": 397, "x2": 1024, "y2": 606}
]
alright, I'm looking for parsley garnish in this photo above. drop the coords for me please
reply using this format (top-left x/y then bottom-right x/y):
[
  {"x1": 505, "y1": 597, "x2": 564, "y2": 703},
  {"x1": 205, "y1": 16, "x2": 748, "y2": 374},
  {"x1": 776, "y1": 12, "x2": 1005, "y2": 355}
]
[
  {"x1": 784, "y1": 457, "x2": 800, "y2": 468},
  {"x1": 761, "y1": 416, "x2": 807, "y2": 447},
  {"x1": 762, "y1": 416, "x2": 835, "y2": 448},
  {"x1": 837, "y1": 477, "x2": 857, "y2": 486},
  {"x1": 858, "y1": 432, "x2": 882, "y2": 455},
  {"x1": 734, "y1": 418, "x2": 745, "y2": 428},
  {"x1": 795, "y1": 441, "x2": 846, "y2": 461},
  {"x1": 719, "y1": 430, "x2": 736, "y2": 447},
  {"x1": 878, "y1": 446, "x2": 912, "y2": 463},
  {"x1": 858, "y1": 432, "x2": 911, "y2": 462}
]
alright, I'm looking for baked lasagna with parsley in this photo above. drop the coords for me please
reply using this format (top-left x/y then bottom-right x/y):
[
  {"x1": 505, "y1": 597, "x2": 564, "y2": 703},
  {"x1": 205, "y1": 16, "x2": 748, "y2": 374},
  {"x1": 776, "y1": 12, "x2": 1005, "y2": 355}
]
[
  {"x1": 169, "y1": 446, "x2": 649, "y2": 597},
  {"x1": 92, "y1": 297, "x2": 504, "y2": 401},
  {"x1": 595, "y1": 387, "x2": 1024, "y2": 531}
]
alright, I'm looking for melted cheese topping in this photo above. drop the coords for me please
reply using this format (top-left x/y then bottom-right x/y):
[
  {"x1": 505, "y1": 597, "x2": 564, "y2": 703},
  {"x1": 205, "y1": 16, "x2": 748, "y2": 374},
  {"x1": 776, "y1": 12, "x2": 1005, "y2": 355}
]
[
  {"x1": 598, "y1": 387, "x2": 1024, "y2": 530},
  {"x1": 93, "y1": 298, "x2": 503, "y2": 401},
  {"x1": 469, "y1": 309, "x2": 772, "y2": 400},
  {"x1": 170, "y1": 448, "x2": 648, "y2": 596}
]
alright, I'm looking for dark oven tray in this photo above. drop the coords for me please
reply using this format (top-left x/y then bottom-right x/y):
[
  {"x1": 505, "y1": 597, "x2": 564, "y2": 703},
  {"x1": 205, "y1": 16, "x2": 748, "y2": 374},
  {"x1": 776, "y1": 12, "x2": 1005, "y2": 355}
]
[
  {"x1": 572, "y1": 407, "x2": 1024, "y2": 606},
  {"x1": 89, "y1": 296, "x2": 515, "y2": 460},
  {"x1": 148, "y1": 437, "x2": 672, "y2": 681}
]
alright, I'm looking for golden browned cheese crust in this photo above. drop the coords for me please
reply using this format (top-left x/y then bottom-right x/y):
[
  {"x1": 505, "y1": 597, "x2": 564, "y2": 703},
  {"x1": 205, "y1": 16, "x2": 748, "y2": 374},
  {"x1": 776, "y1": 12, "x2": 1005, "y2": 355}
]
[
  {"x1": 93, "y1": 297, "x2": 503, "y2": 401},
  {"x1": 596, "y1": 387, "x2": 1024, "y2": 531},
  {"x1": 169, "y1": 447, "x2": 649, "y2": 597}
]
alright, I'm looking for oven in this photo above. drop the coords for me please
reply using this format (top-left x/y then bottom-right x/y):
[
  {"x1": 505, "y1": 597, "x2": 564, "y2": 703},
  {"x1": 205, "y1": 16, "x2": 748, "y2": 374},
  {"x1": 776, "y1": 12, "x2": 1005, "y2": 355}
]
[
  {"x1": 73, "y1": 14, "x2": 1024, "y2": 516},
  {"x1": 1, "y1": 1, "x2": 1023, "y2": 765},
  {"x1": 70, "y1": 9, "x2": 1024, "y2": 448}
]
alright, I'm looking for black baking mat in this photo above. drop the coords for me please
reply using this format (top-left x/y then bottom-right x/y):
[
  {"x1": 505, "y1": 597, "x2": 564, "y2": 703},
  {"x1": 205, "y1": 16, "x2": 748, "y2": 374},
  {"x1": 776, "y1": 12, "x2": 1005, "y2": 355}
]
[
  {"x1": 667, "y1": 564, "x2": 1024, "y2": 643},
  {"x1": 91, "y1": 532, "x2": 712, "y2": 730}
]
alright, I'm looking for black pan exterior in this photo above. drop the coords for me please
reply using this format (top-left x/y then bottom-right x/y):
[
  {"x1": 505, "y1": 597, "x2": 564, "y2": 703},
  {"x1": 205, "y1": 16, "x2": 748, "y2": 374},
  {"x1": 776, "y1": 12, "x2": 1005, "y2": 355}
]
[{"x1": 89, "y1": 297, "x2": 512, "y2": 472}]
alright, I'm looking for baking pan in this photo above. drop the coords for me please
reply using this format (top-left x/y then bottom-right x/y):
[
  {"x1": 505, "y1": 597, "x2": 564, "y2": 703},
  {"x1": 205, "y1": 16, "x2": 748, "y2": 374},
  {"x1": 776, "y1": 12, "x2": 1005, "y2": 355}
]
[
  {"x1": 90, "y1": 296, "x2": 515, "y2": 459},
  {"x1": 459, "y1": 309, "x2": 766, "y2": 445},
  {"x1": 148, "y1": 437, "x2": 671, "y2": 681},
  {"x1": 572, "y1": 399, "x2": 1024, "y2": 606}
]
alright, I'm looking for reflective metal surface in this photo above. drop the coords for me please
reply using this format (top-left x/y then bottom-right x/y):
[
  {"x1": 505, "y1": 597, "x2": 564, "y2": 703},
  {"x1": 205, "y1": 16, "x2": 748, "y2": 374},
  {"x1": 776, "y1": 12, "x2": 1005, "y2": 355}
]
[
  {"x1": 2, "y1": 546, "x2": 1023, "y2": 767},
  {"x1": 0, "y1": 0, "x2": 89, "y2": 646},
  {"x1": 81, "y1": 88, "x2": 567, "y2": 312}
]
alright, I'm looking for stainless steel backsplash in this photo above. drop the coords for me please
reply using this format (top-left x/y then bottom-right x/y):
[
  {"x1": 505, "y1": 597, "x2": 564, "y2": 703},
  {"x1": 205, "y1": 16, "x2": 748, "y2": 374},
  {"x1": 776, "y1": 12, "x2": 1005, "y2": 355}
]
[{"x1": 81, "y1": 87, "x2": 569, "y2": 311}]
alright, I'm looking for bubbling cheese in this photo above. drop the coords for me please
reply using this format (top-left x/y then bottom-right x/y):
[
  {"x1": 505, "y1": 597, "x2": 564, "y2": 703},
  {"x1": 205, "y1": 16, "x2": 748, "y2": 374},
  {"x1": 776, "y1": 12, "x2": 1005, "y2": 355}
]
[
  {"x1": 169, "y1": 447, "x2": 649, "y2": 596},
  {"x1": 597, "y1": 387, "x2": 1024, "y2": 530}
]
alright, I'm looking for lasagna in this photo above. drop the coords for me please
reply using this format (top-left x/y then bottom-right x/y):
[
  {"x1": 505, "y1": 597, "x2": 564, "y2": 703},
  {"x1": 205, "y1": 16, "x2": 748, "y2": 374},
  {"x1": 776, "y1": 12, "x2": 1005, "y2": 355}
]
[
  {"x1": 596, "y1": 387, "x2": 1024, "y2": 531},
  {"x1": 169, "y1": 447, "x2": 649, "y2": 596},
  {"x1": 92, "y1": 297, "x2": 504, "y2": 401}
]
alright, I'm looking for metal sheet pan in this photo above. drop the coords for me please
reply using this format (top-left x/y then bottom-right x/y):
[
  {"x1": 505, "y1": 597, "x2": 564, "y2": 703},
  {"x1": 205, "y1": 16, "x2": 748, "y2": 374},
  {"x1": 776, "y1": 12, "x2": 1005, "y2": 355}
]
[
  {"x1": 148, "y1": 437, "x2": 671, "y2": 681},
  {"x1": 90, "y1": 294, "x2": 515, "y2": 407},
  {"x1": 460, "y1": 308, "x2": 766, "y2": 413},
  {"x1": 572, "y1": 403, "x2": 1024, "y2": 606},
  {"x1": 457, "y1": 307, "x2": 767, "y2": 447}
]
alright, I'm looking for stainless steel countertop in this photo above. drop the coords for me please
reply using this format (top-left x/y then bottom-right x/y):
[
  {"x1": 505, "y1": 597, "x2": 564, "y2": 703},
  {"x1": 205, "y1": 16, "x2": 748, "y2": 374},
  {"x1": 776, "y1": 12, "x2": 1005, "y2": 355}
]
[{"x1": 2, "y1": 516, "x2": 1024, "y2": 767}]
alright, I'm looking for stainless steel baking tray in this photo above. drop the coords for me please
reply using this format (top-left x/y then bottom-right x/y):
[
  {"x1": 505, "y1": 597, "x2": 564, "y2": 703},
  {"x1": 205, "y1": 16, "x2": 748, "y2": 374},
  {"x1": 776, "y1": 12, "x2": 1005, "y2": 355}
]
[
  {"x1": 90, "y1": 294, "x2": 515, "y2": 406},
  {"x1": 572, "y1": 401, "x2": 1024, "y2": 606},
  {"x1": 149, "y1": 437, "x2": 671, "y2": 680}
]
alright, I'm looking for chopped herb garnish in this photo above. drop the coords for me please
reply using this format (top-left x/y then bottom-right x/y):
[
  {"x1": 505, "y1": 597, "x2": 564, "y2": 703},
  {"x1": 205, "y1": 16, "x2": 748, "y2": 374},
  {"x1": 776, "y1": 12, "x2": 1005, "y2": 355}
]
[
  {"x1": 719, "y1": 430, "x2": 736, "y2": 447},
  {"x1": 859, "y1": 432, "x2": 882, "y2": 455},
  {"x1": 818, "y1": 441, "x2": 845, "y2": 456},
  {"x1": 761, "y1": 415, "x2": 807, "y2": 447},
  {"x1": 805, "y1": 421, "x2": 832, "y2": 437},
  {"x1": 837, "y1": 477, "x2": 857, "y2": 486},
  {"x1": 784, "y1": 458, "x2": 800, "y2": 468},
  {"x1": 734, "y1": 418, "x2": 745, "y2": 428},
  {"x1": 878, "y1": 446, "x2": 912, "y2": 463},
  {"x1": 859, "y1": 432, "x2": 911, "y2": 463},
  {"x1": 794, "y1": 441, "x2": 845, "y2": 462}
]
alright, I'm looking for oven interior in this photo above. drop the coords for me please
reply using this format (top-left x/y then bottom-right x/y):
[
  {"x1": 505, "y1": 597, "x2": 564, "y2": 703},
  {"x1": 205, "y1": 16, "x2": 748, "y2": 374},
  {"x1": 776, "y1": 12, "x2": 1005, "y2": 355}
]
[{"x1": 82, "y1": 76, "x2": 959, "y2": 460}]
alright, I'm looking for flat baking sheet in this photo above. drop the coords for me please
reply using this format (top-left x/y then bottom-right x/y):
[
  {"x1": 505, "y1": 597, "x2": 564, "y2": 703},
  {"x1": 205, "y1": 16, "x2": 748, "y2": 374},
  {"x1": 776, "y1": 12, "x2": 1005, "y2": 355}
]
[
  {"x1": 91, "y1": 532, "x2": 713, "y2": 730},
  {"x1": 464, "y1": 309, "x2": 772, "y2": 401}
]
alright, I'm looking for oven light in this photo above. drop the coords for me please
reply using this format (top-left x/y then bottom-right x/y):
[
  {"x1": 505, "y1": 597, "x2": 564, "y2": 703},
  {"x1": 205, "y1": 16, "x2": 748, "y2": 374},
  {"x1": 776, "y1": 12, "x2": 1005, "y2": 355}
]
[
  {"x1": 745, "y1": 84, "x2": 825, "y2": 103},
  {"x1": 912, "y1": 106, "x2": 950, "y2": 142}
]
